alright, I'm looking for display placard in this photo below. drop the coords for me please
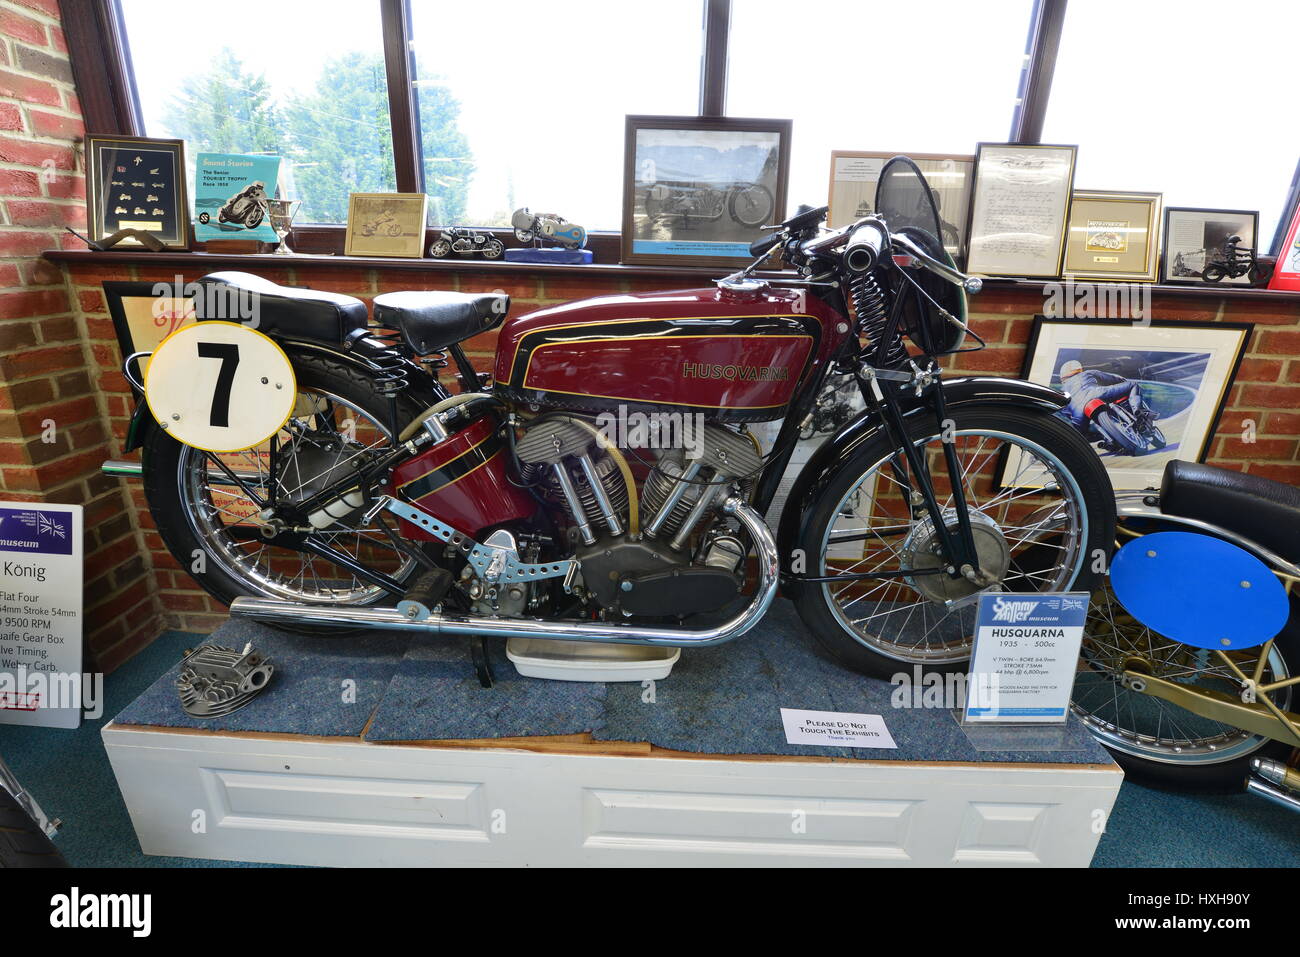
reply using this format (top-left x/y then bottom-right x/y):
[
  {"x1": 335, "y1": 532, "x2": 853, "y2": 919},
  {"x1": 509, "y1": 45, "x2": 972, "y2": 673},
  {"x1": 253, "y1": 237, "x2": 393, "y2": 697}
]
[
  {"x1": 0, "y1": 503, "x2": 83, "y2": 729},
  {"x1": 962, "y1": 592, "x2": 1089, "y2": 724}
]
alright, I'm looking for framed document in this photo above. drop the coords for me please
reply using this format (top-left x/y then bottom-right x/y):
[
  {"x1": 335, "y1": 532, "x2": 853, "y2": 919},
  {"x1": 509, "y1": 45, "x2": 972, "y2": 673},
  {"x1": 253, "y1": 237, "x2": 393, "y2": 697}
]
[
  {"x1": 966, "y1": 143, "x2": 1077, "y2": 279},
  {"x1": 1162, "y1": 207, "x2": 1259, "y2": 286},
  {"x1": 1001, "y1": 317, "x2": 1251, "y2": 491},
  {"x1": 85, "y1": 135, "x2": 189, "y2": 249},
  {"x1": 1064, "y1": 190, "x2": 1162, "y2": 282},
  {"x1": 622, "y1": 115, "x2": 791, "y2": 268},
  {"x1": 828, "y1": 151, "x2": 973, "y2": 262}
]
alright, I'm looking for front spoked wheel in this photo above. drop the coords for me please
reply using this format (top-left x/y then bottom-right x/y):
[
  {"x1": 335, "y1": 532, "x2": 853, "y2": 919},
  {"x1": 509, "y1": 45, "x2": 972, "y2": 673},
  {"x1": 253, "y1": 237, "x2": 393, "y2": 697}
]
[
  {"x1": 794, "y1": 406, "x2": 1114, "y2": 679},
  {"x1": 143, "y1": 354, "x2": 427, "y2": 632}
]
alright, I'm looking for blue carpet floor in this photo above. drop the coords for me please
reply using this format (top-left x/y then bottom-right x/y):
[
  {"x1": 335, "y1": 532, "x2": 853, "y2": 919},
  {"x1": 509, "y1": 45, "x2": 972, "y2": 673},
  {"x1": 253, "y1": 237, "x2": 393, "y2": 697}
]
[{"x1": 0, "y1": 624, "x2": 1296, "y2": 867}]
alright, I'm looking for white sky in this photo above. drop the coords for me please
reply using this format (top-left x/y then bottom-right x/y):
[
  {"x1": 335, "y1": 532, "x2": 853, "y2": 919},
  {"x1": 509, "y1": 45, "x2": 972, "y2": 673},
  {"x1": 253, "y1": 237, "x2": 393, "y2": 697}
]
[{"x1": 121, "y1": 0, "x2": 1299, "y2": 239}]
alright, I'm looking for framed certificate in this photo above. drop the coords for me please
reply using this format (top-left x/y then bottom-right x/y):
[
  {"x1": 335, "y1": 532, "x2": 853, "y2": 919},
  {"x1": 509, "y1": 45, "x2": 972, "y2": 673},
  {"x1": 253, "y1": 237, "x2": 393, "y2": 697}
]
[
  {"x1": 1162, "y1": 207, "x2": 1260, "y2": 286},
  {"x1": 1064, "y1": 190, "x2": 1162, "y2": 283},
  {"x1": 965, "y1": 143, "x2": 1077, "y2": 279},
  {"x1": 85, "y1": 135, "x2": 189, "y2": 249},
  {"x1": 827, "y1": 151, "x2": 973, "y2": 262}
]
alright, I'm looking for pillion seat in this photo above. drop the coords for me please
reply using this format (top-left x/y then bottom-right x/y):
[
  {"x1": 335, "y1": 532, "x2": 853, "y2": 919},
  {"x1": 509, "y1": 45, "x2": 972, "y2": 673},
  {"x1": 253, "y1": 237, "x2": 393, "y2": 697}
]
[
  {"x1": 372, "y1": 290, "x2": 509, "y2": 355},
  {"x1": 196, "y1": 271, "x2": 369, "y2": 342},
  {"x1": 1160, "y1": 460, "x2": 1300, "y2": 564}
]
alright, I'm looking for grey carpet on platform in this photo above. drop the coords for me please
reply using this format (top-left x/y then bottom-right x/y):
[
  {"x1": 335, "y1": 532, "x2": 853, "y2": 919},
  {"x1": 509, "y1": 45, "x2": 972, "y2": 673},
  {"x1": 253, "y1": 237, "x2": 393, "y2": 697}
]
[
  {"x1": 111, "y1": 621, "x2": 410, "y2": 737},
  {"x1": 110, "y1": 600, "x2": 1111, "y2": 765}
]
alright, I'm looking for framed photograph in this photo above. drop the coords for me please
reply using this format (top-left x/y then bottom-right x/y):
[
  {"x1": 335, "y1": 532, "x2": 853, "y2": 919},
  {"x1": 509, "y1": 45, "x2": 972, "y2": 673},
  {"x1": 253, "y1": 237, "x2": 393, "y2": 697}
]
[
  {"x1": 1064, "y1": 190, "x2": 1162, "y2": 282},
  {"x1": 1161, "y1": 207, "x2": 1259, "y2": 285},
  {"x1": 622, "y1": 115, "x2": 791, "y2": 268},
  {"x1": 1001, "y1": 317, "x2": 1251, "y2": 491},
  {"x1": 85, "y1": 135, "x2": 189, "y2": 249},
  {"x1": 1269, "y1": 200, "x2": 1300, "y2": 291},
  {"x1": 103, "y1": 281, "x2": 197, "y2": 380},
  {"x1": 965, "y1": 143, "x2": 1077, "y2": 279},
  {"x1": 344, "y1": 192, "x2": 429, "y2": 258},
  {"x1": 828, "y1": 151, "x2": 973, "y2": 262}
]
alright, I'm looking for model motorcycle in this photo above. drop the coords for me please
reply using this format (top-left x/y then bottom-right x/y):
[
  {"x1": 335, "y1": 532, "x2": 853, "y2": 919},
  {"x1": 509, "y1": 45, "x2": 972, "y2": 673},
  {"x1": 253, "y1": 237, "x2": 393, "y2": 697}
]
[
  {"x1": 1202, "y1": 235, "x2": 1270, "y2": 286},
  {"x1": 511, "y1": 208, "x2": 586, "y2": 249},
  {"x1": 1084, "y1": 394, "x2": 1166, "y2": 456},
  {"x1": 118, "y1": 158, "x2": 1114, "y2": 681},
  {"x1": 1077, "y1": 460, "x2": 1300, "y2": 799},
  {"x1": 643, "y1": 180, "x2": 775, "y2": 229},
  {"x1": 217, "y1": 181, "x2": 268, "y2": 229},
  {"x1": 429, "y1": 227, "x2": 505, "y2": 260}
]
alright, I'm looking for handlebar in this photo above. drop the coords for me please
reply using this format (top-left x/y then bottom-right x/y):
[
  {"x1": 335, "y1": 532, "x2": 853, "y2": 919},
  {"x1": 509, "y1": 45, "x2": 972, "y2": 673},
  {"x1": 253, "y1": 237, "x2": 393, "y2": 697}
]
[{"x1": 842, "y1": 221, "x2": 887, "y2": 274}]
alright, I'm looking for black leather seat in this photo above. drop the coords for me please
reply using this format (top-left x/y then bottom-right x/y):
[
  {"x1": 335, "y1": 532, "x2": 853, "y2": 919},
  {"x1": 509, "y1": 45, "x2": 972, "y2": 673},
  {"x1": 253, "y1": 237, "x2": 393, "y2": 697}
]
[
  {"x1": 372, "y1": 290, "x2": 509, "y2": 355},
  {"x1": 197, "y1": 272, "x2": 367, "y2": 343},
  {"x1": 1161, "y1": 460, "x2": 1300, "y2": 562}
]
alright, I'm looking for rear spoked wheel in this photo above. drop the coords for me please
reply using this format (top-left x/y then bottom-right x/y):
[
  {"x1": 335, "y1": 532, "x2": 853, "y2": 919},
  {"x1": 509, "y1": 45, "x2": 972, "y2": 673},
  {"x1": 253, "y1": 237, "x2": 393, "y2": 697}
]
[
  {"x1": 144, "y1": 354, "x2": 426, "y2": 634},
  {"x1": 793, "y1": 406, "x2": 1114, "y2": 679}
]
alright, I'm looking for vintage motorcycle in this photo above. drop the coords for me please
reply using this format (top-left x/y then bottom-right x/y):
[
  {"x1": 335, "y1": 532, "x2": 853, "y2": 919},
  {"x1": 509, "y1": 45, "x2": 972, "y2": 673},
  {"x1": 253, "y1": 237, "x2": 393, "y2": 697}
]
[
  {"x1": 643, "y1": 180, "x2": 775, "y2": 229},
  {"x1": 120, "y1": 159, "x2": 1114, "y2": 679},
  {"x1": 1085, "y1": 393, "x2": 1166, "y2": 456},
  {"x1": 217, "y1": 181, "x2": 268, "y2": 230}
]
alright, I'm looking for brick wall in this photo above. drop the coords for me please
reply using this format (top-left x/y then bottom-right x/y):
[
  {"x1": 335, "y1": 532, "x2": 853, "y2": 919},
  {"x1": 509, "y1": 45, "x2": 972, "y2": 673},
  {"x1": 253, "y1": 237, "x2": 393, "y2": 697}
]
[{"x1": 0, "y1": 0, "x2": 166, "y2": 673}]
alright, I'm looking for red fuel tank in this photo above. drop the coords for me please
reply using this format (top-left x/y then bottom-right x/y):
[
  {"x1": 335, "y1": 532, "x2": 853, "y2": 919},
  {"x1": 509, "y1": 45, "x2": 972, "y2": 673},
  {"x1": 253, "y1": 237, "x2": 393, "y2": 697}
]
[
  {"x1": 387, "y1": 416, "x2": 535, "y2": 539},
  {"x1": 492, "y1": 286, "x2": 845, "y2": 422}
]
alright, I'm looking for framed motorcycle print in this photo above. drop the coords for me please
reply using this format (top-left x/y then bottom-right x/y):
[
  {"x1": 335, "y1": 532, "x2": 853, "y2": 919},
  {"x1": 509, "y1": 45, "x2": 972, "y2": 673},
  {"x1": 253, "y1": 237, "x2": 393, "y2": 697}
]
[
  {"x1": 1161, "y1": 207, "x2": 1260, "y2": 286},
  {"x1": 827, "y1": 151, "x2": 973, "y2": 263},
  {"x1": 1063, "y1": 190, "x2": 1162, "y2": 283},
  {"x1": 85, "y1": 135, "x2": 189, "y2": 249},
  {"x1": 1269, "y1": 199, "x2": 1300, "y2": 291},
  {"x1": 344, "y1": 192, "x2": 429, "y2": 258},
  {"x1": 622, "y1": 115, "x2": 792, "y2": 268},
  {"x1": 1000, "y1": 317, "x2": 1251, "y2": 491},
  {"x1": 965, "y1": 143, "x2": 1077, "y2": 279}
]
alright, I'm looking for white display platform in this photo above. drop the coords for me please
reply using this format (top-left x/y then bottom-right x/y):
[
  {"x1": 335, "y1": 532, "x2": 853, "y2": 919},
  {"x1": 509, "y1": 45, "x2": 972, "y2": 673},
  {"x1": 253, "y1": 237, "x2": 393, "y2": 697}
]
[{"x1": 103, "y1": 722, "x2": 1122, "y2": 867}]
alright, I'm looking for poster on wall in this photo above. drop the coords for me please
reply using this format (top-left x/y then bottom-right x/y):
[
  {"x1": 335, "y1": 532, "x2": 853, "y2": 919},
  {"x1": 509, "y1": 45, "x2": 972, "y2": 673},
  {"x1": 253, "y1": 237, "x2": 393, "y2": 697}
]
[
  {"x1": 1269, "y1": 201, "x2": 1300, "y2": 291},
  {"x1": 0, "y1": 503, "x2": 83, "y2": 729},
  {"x1": 193, "y1": 152, "x2": 281, "y2": 243},
  {"x1": 1001, "y1": 318, "x2": 1251, "y2": 491}
]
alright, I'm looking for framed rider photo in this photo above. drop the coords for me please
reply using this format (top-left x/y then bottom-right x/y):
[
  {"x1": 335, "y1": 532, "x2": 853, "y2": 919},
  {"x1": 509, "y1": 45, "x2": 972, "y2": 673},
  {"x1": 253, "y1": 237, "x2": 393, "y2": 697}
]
[
  {"x1": 622, "y1": 115, "x2": 792, "y2": 268},
  {"x1": 1000, "y1": 317, "x2": 1252, "y2": 491},
  {"x1": 827, "y1": 151, "x2": 973, "y2": 263},
  {"x1": 85, "y1": 134, "x2": 190, "y2": 249},
  {"x1": 344, "y1": 192, "x2": 429, "y2": 258},
  {"x1": 1063, "y1": 190, "x2": 1162, "y2": 283},
  {"x1": 1161, "y1": 207, "x2": 1259, "y2": 285},
  {"x1": 965, "y1": 143, "x2": 1077, "y2": 279}
]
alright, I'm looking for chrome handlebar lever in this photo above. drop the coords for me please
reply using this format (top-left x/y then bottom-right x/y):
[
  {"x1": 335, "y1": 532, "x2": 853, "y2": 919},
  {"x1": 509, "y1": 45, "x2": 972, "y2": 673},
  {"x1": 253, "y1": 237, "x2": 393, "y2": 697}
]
[{"x1": 890, "y1": 232, "x2": 983, "y2": 295}]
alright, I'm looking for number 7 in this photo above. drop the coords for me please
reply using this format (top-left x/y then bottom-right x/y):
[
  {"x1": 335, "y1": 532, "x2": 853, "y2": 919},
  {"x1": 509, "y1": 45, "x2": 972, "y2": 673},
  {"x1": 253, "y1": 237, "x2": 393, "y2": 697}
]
[{"x1": 197, "y1": 342, "x2": 240, "y2": 427}]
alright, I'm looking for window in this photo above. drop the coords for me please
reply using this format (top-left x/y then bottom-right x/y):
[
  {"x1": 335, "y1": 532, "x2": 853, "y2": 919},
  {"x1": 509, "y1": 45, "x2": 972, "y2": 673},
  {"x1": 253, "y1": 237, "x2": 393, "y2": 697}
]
[
  {"x1": 1041, "y1": 0, "x2": 1300, "y2": 243},
  {"x1": 726, "y1": 0, "x2": 1037, "y2": 216},
  {"x1": 119, "y1": 0, "x2": 395, "y2": 224},
  {"x1": 408, "y1": 0, "x2": 705, "y2": 230}
]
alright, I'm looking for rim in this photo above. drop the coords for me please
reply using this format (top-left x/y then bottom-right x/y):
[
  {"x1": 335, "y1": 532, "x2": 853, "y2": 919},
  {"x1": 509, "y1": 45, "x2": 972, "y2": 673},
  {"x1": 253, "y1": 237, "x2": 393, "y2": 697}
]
[
  {"x1": 818, "y1": 427, "x2": 1088, "y2": 664},
  {"x1": 1073, "y1": 565, "x2": 1291, "y2": 767},
  {"x1": 178, "y1": 386, "x2": 416, "y2": 604}
]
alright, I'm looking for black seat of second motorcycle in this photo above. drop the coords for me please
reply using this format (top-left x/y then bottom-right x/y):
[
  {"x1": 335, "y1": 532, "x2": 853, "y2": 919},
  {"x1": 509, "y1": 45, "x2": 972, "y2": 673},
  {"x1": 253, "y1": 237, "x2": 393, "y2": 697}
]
[
  {"x1": 197, "y1": 272, "x2": 368, "y2": 342},
  {"x1": 372, "y1": 290, "x2": 509, "y2": 355},
  {"x1": 1161, "y1": 460, "x2": 1300, "y2": 562}
]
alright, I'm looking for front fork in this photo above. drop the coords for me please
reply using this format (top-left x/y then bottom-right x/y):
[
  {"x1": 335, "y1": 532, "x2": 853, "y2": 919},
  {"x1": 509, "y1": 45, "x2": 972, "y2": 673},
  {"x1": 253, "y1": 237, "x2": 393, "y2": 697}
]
[{"x1": 855, "y1": 363, "x2": 986, "y2": 584}]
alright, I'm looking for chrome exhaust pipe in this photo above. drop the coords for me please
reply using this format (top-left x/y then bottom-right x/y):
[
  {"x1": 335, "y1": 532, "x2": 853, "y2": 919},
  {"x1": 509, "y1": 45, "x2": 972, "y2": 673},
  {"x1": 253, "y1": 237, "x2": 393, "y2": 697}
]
[
  {"x1": 1247, "y1": 758, "x2": 1300, "y2": 813},
  {"x1": 230, "y1": 497, "x2": 779, "y2": 648}
]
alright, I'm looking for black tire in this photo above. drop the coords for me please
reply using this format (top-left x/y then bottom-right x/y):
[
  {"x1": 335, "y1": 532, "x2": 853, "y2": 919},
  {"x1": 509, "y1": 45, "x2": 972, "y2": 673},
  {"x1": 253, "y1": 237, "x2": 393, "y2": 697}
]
[
  {"x1": 430, "y1": 239, "x2": 451, "y2": 258},
  {"x1": 0, "y1": 787, "x2": 65, "y2": 868},
  {"x1": 1093, "y1": 407, "x2": 1145, "y2": 455},
  {"x1": 793, "y1": 405, "x2": 1115, "y2": 680},
  {"x1": 1203, "y1": 264, "x2": 1226, "y2": 283},
  {"x1": 1083, "y1": 593, "x2": 1300, "y2": 794},
  {"x1": 246, "y1": 206, "x2": 265, "y2": 229},
  {"x1": 482, "y1": 239, "x2": 504, "y2": 260},
  {"x1": 142, "y1": 353, "x2": 427, "y2": 634},
  {"x1": 728, "y1": 184, "x2": 774, "y2": 228}
]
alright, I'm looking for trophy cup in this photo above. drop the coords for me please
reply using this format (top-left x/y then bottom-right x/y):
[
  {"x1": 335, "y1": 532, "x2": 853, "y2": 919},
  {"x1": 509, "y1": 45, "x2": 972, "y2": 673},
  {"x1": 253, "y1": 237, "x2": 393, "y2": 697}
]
[{"x1": 267, "y1": 198, "x2": 301, "y2": 255}]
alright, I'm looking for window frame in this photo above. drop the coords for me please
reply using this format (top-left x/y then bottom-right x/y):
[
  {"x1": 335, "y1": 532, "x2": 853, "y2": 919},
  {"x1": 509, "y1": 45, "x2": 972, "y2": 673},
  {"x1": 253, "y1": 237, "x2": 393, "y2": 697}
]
[{"x1": 60, "y1": 0, "x2": 1298, "y2": 258}]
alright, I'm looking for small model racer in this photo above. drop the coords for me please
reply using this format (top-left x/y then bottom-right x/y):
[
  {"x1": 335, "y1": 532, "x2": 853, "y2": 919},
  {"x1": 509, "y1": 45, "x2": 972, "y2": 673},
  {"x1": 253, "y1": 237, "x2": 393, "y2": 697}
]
[
  {"x1": 429, "y1": 226, "x2": 505, "y2": 260},
  {"x1": 512, "y1": 207, "x2": 587, "y2": 249}
]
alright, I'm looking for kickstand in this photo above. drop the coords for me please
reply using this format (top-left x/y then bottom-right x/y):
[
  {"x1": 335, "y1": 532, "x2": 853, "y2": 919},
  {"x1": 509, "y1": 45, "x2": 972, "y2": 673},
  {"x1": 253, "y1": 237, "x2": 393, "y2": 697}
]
[{"x1": 471, "y1": 636, "x2": 494, "y2": 688}]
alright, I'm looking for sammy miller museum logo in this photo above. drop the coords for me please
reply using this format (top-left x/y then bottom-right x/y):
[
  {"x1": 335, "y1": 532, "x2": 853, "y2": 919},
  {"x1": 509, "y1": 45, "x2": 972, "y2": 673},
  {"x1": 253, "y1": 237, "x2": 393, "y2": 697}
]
[{"x1": 991, "y1": 597, "x2": 1039, "y2": 624}]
